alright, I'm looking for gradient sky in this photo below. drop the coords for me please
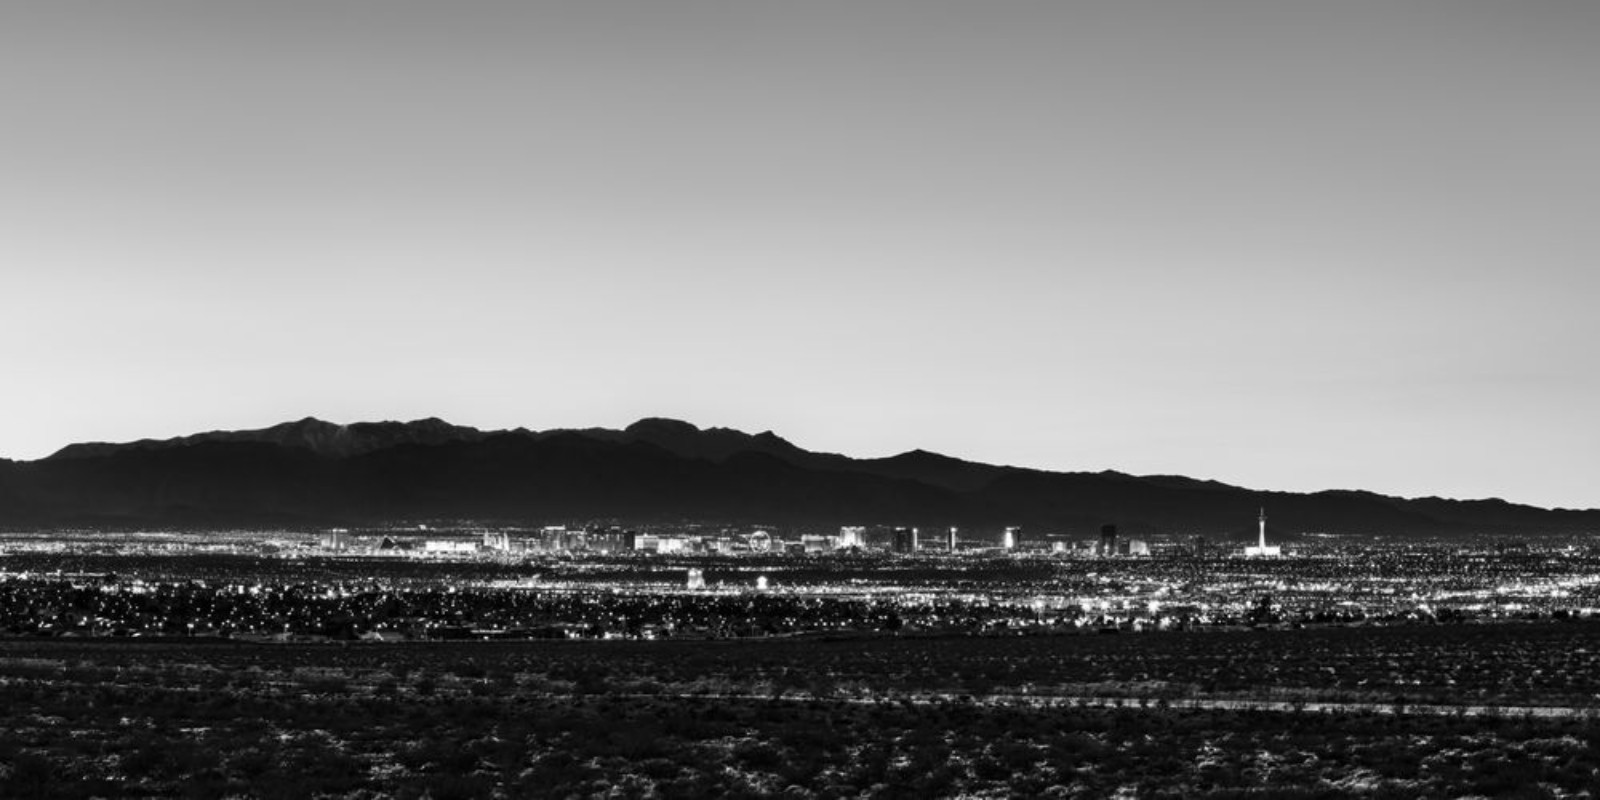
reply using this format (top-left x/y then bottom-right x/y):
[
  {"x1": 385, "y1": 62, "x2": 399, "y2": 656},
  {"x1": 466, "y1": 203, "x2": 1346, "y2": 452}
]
[{"x1": 2, "y1": 2, "x2": 1596, "y2": 509}]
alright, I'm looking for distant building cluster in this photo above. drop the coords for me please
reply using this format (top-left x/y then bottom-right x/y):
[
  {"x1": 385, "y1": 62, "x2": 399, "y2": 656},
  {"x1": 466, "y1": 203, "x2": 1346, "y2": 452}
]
[
  {"x1": 308, "y1": 510, "x2": 1287, "y2": 560},
  {"x1": 7, "y1": 524, "x2": 1600, "y2": 643}
]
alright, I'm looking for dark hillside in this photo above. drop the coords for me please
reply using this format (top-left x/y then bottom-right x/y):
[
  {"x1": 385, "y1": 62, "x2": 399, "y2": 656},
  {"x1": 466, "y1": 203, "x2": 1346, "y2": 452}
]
[{"x1": 1, "y1": 417, "x2": 1594, "y2": 535}]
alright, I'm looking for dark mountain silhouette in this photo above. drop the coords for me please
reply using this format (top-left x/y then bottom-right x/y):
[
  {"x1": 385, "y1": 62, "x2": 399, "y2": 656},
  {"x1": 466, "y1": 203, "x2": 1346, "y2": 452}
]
[
  {"x1": 50, "y1": 417, "x2": 487, "y2": 460},
  {"x1": 853, "y1": 449, "x2": 1005, "y2": 493},
  {"x1": 2, "y1": 416, "x2": 1596, "y2": 537}
]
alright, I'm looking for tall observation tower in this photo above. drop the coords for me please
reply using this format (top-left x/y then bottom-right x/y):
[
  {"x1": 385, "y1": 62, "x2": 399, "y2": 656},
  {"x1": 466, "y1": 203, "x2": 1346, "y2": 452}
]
[{"x1": 1244, "y1": 507, "x2": 1281, "y2": 557}]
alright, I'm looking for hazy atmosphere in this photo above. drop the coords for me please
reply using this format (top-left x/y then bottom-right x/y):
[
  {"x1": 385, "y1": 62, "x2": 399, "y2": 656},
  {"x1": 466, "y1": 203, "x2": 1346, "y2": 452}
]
[{"x1": 2, "y1": 2, "x2": 1595, "y2": 509}]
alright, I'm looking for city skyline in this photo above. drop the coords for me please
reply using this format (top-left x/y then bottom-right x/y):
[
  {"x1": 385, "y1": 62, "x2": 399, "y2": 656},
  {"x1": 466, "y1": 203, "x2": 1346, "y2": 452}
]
[{"x1": 3, "y1": 2, "x2": 1596, "y2": 509}]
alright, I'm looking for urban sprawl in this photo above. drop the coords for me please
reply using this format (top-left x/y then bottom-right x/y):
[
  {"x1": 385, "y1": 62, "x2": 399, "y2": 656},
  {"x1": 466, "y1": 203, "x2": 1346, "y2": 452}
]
[{"x1": 2, "y1": 519, "x2": 1597, "y2": 643}]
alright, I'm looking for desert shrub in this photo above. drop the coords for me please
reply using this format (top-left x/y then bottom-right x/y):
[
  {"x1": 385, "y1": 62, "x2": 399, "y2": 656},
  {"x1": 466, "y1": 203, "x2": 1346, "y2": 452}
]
[
  {"x1": 733, "y1": 739, "x2": 784, "y2": 771},
  {"x1": 405, "y1": 773, "x2": 495, "y2": 800},
  {"x1": 227, "y1": 746, "x2": 277, "y2": 779},
  {"x1": 0, "y1": 753, "x2": 57, "y2": 799}
]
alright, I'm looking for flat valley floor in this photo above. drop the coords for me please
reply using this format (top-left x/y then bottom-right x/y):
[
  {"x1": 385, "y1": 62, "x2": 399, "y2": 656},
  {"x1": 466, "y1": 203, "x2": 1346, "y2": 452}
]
[{"x1": 4, "y1": 623, "x2": 1600, "y2": 798}]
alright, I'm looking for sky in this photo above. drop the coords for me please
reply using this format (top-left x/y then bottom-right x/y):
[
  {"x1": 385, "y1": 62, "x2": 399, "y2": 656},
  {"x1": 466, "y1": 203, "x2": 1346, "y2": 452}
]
[{"x1": 1, "y1": 2, "x2": 1596, "y2": 509}]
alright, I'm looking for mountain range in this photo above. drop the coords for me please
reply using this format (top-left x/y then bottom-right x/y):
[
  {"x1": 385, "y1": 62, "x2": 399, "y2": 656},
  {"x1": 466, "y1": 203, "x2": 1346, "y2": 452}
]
[{"x1": 2, "y1": 417, "x2": 1595, "y2": 538}]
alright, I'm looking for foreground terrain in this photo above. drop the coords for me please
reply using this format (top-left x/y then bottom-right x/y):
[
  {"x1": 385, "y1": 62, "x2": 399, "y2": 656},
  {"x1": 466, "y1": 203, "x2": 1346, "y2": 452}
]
[{"x1": 4, "y1": 624, "x2": 1600, "y2": 798}]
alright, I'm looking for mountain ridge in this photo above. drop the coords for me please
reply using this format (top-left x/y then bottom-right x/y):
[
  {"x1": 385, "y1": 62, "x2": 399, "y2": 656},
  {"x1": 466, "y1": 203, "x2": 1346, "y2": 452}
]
[{"x1": 5, "y1": 416, "x2": 1595, "y2": 535}]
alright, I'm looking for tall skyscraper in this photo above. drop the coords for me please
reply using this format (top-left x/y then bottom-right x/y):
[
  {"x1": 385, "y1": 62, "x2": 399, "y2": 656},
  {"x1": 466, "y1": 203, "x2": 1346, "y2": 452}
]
[
  {"x1": 838, "y1": 526, "x2": 866, "y2": 549},
  {"x1": 1002, "y1": 526, "x2": 1021, "y2": 549},
  {"x1": 1099, "y1": 524, "x2": 1118, "y2": 557},
  {"x1": 892, "y1": 527, "x2": 918, "y2": 554},
  {"x1": 1244, "y1": 508, "x2": 1282, "y2": 557}
]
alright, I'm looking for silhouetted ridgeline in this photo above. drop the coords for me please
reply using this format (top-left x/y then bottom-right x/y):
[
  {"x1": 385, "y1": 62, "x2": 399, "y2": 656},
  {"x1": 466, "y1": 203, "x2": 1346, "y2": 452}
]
[{"x1": 0, "y1": 417, "x2": 1595, "y2": 536}]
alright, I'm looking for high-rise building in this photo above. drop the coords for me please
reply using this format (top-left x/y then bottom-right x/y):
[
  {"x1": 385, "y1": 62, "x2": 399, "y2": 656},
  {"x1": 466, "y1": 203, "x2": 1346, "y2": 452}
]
[
  {"x1": 1099, "y1": 524, "x2": 1119, "y2": 557},
  {"x1": 802, "y1": 534, "x2": 834, "y2": 554},
  {"x1": 838, "y1": 526, "x2": 866, "y2": 549},
  {"x1": 947, "y1": 526, "x2": 959, "y2": 552},
  {"x1": 1002, "y1": 526, "x2": 1021, "y2": 549},
  {"x1": 635, "y1": 534, "x2": 687, "y2": 554},
  {"x1": 892, "y1": 527, "x2": 918, "y2": 554},
  {"x1": 540, "y1": 526, "x2": 571, "y2": 552},
  {"x1": 319, "y1": 529, "x2": 349, "y2": 551},
  {"x1": 423, "y1": 539, "x2": 477, "y2": 555},
  {"x1": 586, "y1": 528, "x2": 631, "y2": 553},
  {"x1": 1244, "y1": 508, "x2": 1282, "y2": 557}
]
